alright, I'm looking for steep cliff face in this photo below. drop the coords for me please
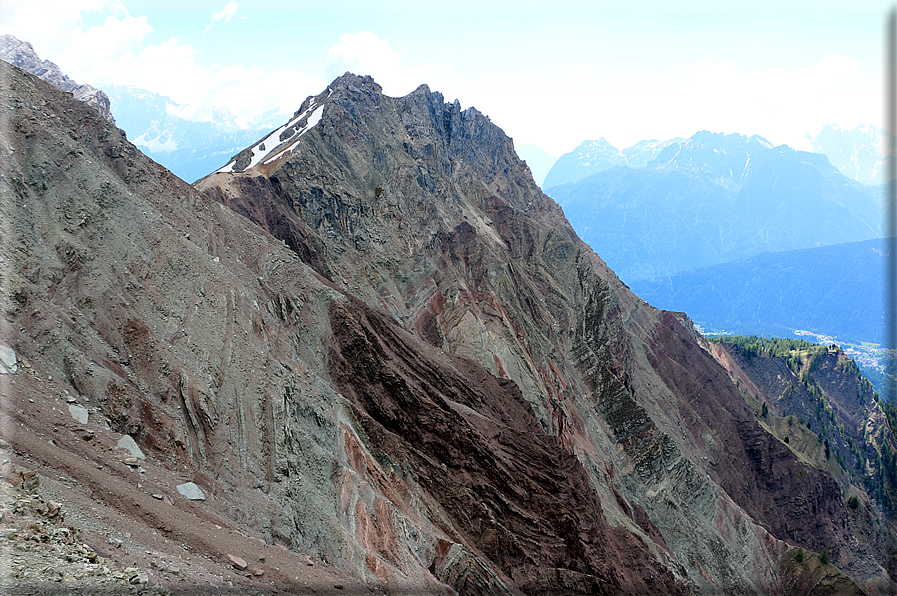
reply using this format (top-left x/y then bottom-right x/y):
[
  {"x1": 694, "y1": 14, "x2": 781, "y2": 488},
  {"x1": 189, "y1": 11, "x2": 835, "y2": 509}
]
[
  {"x1": 1, "y1": 60, "x2": 688, "y2": 594},
  {"x1": 2, "y1": 59, "x2": 888, "y2": 594},
  {"x1": 197, "y1": 73, "x2": 890, "y2": 593},
  {"x1": 709, "y1": 339, "x2": 897, "y2": 582}
]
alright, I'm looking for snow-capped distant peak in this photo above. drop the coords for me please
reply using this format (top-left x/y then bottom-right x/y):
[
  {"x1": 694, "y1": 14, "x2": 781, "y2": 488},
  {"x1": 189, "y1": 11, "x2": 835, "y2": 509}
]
[{"x1": 216, "y1": 87, "x2": 332, "y2": 174}]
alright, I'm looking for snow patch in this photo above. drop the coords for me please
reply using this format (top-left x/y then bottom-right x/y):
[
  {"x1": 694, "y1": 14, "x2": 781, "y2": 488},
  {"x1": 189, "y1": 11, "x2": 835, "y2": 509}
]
[
  {"x1": 216, "y1": 90, "x2": 329, "y2": 174},
  {"x1": 133, "y1": 132, "x2": 178, "y2": 153}
]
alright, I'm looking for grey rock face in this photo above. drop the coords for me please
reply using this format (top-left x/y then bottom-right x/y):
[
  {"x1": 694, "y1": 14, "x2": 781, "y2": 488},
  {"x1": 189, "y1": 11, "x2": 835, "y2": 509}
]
[
  {"x1": 0, "y1": 344, "x2": 17, "y2": 374},
  {"x1": 176, "y1": 482, "x2": 205, "y2": 500},
  {"x1": 200, "y1": 73, "x2": 892, "y2": 593},
  {"x1": 0, "y1": 34, "x2": 114, "y2": 124}
]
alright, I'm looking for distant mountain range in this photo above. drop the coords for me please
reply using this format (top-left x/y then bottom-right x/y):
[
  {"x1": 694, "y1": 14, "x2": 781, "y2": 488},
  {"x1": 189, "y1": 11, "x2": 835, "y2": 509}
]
[
  {"x1": 542, "y1": 137, "x2": 682, "y2": 188},
  {"x1": 629, "y1": 237, "x2": 887, "y2": 344},
  {"x1": 809, "y1": 122, "x2": 889, "y2": 186},
  {"x1": 547, "y1": 131, "x2": 881, "y2": 282},
  {"x1": 546, "y1": 122, "x2": 886, "y2": 191},
  {"x1": 101, "y1": 85, "x2": 275, "y2": 183}
]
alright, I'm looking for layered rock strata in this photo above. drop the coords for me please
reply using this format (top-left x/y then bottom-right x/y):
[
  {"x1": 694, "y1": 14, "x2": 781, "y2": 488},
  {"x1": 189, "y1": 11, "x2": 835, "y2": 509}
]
[
  {"x1": 200, "y1": 73, "x2": 892, "y2": 593},
  {"x1": 1, "y1": 58, "x2": 888, "y2": 594}
]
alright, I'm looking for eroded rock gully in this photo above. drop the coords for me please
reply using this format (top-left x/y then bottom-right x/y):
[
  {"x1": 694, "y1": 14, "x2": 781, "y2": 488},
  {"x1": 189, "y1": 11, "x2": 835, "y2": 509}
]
[
  {"x1": 0, "y1": 60, "x2": 889, "y2": 594},
  {"x1": 326, "y1": 296, "x2": 686, "y2": 594}
]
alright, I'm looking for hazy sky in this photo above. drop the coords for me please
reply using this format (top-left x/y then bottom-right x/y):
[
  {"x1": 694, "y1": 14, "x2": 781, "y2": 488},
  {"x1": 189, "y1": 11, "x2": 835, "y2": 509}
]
[{"x1": 1, "y1": 0, "x2": 889, "y2": 156}]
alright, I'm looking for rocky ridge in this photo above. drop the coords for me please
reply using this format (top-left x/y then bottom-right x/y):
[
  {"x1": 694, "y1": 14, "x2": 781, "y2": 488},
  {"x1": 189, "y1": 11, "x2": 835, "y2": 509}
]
[
  {"x1": 1, "y1": 58, "x2": 892, "y2": 593},
  {"x1": 0, "y1": 33, "x2": 115, "y2": 124},
  {"x1": 198, "y1": 73, "x2": 893, "y2": 593}
]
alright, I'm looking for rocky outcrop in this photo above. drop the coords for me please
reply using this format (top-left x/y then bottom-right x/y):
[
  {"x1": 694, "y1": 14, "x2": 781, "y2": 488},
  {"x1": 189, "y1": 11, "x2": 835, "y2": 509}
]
[
  {"x1": 199, "y1": 73, "x2": 888, "y2": 593},
  {"x1": 1, "y1": 59, "x2": 886, "y2": 594},
  {"x1": 709, "y1": 340, "x2": 897, "y2": 592},
  {"x1": 0, "y1": 33, "x2": 114, "y2": 124}
]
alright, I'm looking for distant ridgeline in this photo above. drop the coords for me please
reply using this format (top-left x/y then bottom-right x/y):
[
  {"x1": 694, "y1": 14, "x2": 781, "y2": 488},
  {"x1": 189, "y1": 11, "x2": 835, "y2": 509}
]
[
  {"x1": 547, "y1": 131, "x2": 880, "y2": 283},
  {"x1": 711, "y1": 335, "x2": 833, "y2": 363},
  {"x1": 102, "y1": 85, "x2": 276, "y2": 183},
  {"x1": 630, "y1": 237, "x2": 887, "y2": 345},
  {"x1": 710, "y1": 335, "x2": 897, "y2": 510}
]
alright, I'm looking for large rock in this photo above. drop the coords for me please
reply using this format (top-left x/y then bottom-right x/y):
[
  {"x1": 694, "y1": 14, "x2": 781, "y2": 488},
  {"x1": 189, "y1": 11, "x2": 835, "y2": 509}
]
[
  {"x1": 176, "y1": 482, "x2": 205, "y2": 501},
  {"x1": 0, "y1": 344, "x2": 17, "y2": 374},
  {"x1": 116, "y1": 435, "x2": 145, "y2": 459},
  {"x1": 68, "y1": 404, "x2": 88, "y2": 425}
]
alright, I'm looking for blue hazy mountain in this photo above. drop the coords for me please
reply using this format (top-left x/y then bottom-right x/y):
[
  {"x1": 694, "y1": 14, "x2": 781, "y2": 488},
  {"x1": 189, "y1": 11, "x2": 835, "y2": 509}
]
[
  {"x1": 103, "y1": 85, "x2": 276, "y2": 183},
  {"x1": 547, "y1": 131, "x2": 882, "y2": 283},
  {"x1": 628, "y1": 238, "x2": 887, "y2": 345},
  {"x1": 542, "y1": 137, "x2": 682, "y2": 189},
  {"x1": 809, "y1": 123, "x2": 890, "y2": 186}
]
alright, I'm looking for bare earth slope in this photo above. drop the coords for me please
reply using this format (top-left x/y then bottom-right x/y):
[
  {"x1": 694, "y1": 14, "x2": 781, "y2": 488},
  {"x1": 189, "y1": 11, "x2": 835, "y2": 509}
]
[
  {"x1": 0, "y1": 56, "x2": 681, "y2": 596},
  {"x1": 198, "y1": 73, "x2": 893, "y2": 594},
  {"x1": 0, "y1": 60, "x2": 890, "y2": 594}
]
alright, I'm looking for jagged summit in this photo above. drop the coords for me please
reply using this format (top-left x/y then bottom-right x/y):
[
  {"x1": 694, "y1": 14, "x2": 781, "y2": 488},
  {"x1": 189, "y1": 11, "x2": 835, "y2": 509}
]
[
  {"x1": 0, "y1": 33, "x2": 114, "y2": 123},
  {"x1": 4, "y1": 59, "x2": 895, "y2": 594},
  {"x1": 211, "y1": 72, "x2": 494, "y2": 179},
  {"x1": 197, "y1": 67, "x2": 895, "y2": 593}
]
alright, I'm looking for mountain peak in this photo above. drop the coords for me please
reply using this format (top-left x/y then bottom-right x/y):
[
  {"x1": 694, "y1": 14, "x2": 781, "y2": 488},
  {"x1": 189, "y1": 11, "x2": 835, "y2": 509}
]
[
  {"x1": 543, "y1": 136, "x2": 683, "y2": 188},
  {"x1": 5, "y1": 57, "x2": 894, "y2": 594},
  {"x1": 810, "y1": 122, "x2": 888, "y2": 184},
  {"x1": 329, "y1": 71, "x2": 383, "y2": 94},
  {"x1": 0, "y1": 33, "x2": 115, "y2": 124},
  {"x1": 686, "y1": 130, "x2": 774, "y2": 150}
]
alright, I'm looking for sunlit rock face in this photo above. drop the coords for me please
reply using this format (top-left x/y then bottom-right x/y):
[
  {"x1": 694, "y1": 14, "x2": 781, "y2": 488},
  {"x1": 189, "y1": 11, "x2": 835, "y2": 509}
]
[{"x1": 4, "y1": 59, "x2": 891, "y2": 594}]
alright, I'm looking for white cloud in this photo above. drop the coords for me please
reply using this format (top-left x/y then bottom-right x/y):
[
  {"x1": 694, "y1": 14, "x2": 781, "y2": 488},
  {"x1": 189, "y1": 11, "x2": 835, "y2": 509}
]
[
  {"x1": 204, "y1": 1, "x2": 239, "y2": 33},
  {"x1": 509, "y1": 53, "x2": 877, "y2": 156},
  {"x1": 325, "y1": 31, "x2": 453, "y2": 96},
  {"x1": 0, "y1": 0, "x2": 129, "y2": 64},
  {"x1": 0, "y1": 0, "x2": 324, "y2": 129},
  {"x1": 666, "y1": 54, "x2": 873, "y2": 148}
]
